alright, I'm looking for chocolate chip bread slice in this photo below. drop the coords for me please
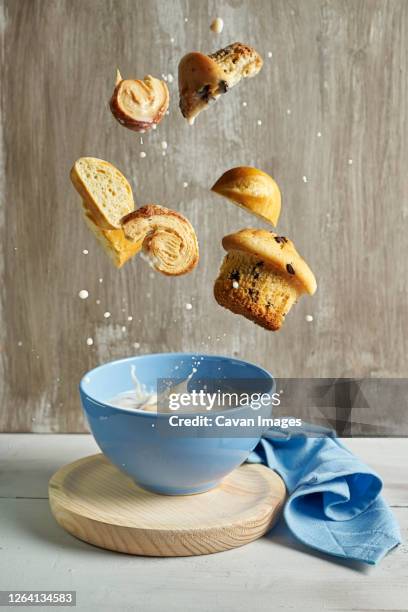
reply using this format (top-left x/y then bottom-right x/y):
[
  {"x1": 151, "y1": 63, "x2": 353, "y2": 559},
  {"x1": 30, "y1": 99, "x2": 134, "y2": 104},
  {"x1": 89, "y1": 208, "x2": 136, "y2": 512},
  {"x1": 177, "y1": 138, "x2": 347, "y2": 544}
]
[
  {"x1": 214, "y1": 229, "x2": 317, "y2": 331},
  {"x1": 178, "y1": 42, "x2": 263, "y2": 123}
]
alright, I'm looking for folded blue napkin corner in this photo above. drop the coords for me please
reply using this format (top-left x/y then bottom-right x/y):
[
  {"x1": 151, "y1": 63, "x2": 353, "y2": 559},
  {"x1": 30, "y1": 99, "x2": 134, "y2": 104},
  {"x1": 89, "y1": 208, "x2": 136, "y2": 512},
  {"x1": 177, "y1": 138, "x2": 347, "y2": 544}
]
[{"x1": 247, "y1": 428, "x2": 401, "y2": 565}]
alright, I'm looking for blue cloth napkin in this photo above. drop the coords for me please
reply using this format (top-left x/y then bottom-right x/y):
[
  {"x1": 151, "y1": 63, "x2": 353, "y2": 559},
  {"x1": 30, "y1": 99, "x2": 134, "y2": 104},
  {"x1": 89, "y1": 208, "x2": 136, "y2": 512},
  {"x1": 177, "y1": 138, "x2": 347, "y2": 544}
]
[{"x1": 247, "y1": 428, "x2": 401, "y2": 565}]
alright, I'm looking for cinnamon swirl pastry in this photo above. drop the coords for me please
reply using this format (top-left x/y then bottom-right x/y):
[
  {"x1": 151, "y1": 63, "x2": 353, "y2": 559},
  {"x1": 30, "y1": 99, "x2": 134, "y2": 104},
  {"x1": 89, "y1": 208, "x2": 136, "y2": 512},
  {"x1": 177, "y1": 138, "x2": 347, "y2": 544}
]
[{"x1": 122, "y1": 205, "x2": 199, "y2": 276}]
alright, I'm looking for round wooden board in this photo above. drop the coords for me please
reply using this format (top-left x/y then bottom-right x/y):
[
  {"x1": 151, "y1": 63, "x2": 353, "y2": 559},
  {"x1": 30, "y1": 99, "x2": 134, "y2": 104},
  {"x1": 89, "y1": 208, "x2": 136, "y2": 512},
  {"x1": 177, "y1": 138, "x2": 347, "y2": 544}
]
[{"x1": 49, "y1": 454, "x2": 286, "y2": 557}]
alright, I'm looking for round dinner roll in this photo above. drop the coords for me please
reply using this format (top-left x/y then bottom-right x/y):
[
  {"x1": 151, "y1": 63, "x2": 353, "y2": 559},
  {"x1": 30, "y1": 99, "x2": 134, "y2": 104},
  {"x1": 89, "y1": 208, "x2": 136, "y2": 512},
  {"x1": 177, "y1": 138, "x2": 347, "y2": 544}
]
[
  {"x1": 211, "y1": 167, "x2": 281, "y2": 226},
  {"x1": 214, "y1": 229, "x2": 317, "y2": 331}
]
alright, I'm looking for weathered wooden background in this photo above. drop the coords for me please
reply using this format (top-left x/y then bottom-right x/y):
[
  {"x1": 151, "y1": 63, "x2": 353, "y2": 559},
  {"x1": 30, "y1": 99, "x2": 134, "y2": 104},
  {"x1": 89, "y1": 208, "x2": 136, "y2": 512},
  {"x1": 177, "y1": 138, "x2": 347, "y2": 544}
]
[{"x1": 1, "y1": 0, "x2": 407, "y2": 433}]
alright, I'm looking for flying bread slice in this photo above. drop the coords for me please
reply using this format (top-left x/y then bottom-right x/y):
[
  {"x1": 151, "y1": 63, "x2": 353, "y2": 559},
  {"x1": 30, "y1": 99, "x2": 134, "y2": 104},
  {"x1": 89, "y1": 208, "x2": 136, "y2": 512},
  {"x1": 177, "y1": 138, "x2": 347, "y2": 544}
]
[
  {"x1": 83, "y1": 208, "x2": 142, "y2": 268},
  {"x1": 179, "y1": 42, "x2": 263, "y2": 123},
  {"x1": 70, "y1": 157, "x2": 134, "y2": 229}
]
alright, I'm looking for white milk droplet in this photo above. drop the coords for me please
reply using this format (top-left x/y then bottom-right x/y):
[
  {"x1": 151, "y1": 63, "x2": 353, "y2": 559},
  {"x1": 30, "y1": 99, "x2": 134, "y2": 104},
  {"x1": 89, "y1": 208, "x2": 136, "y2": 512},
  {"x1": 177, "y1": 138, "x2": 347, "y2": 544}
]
[
  {"x1": 185, "y1": 303, "x2": 193, "y2": 310},
  {"x1": 210, "y1": 17, "x2": 224, "y2": 33},
  {"x1": 305, "y1": 315, "x2": 314, "y2": 322},
  {"x1": 302, "y1": 175, "x2": 308, "y2": 183},
  {"x1": 104, "y1": 312, "x2": 111, "y2": 318},
  {"x1": 78, "y1": 290, "x2": 89, "y2": 299},
  {"x1": 82, "y1": 249, "x2": 88, "y2": 255},
  {"x1": 86, "y1": 337, "x2": 94, "y2": 346},
  {"x1": 140, "y1": 151, "x2": 146, "y2": 158}
]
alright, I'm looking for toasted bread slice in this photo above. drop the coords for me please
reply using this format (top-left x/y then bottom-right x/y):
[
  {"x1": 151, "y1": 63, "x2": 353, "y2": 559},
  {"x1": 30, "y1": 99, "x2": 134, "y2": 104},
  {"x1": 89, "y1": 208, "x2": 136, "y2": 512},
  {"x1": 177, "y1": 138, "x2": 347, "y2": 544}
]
[
  {"x1": 83, "y1": 208, "x2": 142, "y2": 268},
  {"x1": 70, "y1": 157, "x2": 134, "y2": 229}
]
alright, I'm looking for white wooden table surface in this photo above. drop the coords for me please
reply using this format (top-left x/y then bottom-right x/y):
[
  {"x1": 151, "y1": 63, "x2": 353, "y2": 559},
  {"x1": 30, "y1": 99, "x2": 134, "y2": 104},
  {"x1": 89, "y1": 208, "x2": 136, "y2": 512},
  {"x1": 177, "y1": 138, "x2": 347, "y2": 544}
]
[{"x1": 0, "y1": 435, "x2": 407, "y2": 612}]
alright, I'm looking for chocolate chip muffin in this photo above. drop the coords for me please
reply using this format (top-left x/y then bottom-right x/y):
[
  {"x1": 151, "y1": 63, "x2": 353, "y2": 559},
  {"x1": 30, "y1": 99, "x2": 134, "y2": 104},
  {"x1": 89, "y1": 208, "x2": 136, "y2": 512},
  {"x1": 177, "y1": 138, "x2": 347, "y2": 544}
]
[{"x1": 214, "y1": 229, "x2": 317, "y2": 331}]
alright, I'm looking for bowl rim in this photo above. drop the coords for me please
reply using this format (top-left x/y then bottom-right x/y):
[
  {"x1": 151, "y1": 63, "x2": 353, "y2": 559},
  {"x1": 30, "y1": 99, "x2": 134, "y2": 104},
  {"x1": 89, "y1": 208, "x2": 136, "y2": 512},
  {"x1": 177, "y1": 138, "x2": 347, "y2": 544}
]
[{"x1": 79, "y1": 352, "x2": 275, "y2": 419}]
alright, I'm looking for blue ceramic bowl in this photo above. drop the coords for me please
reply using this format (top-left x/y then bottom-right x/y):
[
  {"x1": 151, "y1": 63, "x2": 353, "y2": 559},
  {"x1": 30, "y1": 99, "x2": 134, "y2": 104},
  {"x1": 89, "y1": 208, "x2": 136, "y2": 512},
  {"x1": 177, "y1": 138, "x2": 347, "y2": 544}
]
[{"x1": 80, "y1": 353, "x2": 274, "y2": 495}]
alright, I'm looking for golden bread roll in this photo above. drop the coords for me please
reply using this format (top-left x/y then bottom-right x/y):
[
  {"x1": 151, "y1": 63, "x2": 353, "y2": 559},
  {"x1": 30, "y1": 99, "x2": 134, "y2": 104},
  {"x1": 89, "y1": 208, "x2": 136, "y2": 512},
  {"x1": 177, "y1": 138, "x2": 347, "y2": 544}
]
[
  {"x1": 70, "y1": 157, "x2": 134, "y2": 229},
  {"x1": 122, "y1": 204, "x2": 199, "y2": 276},
  {"x1": 83, "y1": 209, "x2": 142, "y2": 268},
  {"x1": 211, "y1": 166, "x2": 281, "y2": 226},
  {"x1": 178, "y1": 42, "x2": 263, "y2": 123},
  {"x1": 214, "y1": 229, "x2": 316, "y2": 331},
  {"x1": 110, "y1": 70, "x2": 169, "y2": 132}
]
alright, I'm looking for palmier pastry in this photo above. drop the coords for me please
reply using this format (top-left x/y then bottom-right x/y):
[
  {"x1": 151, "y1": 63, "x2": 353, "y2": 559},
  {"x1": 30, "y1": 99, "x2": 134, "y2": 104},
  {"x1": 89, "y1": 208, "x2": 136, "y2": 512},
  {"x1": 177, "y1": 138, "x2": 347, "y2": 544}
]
[
  {"x1": 122, "y1": 204, "x2": 199, "y2": 276},
  {"x1": 110, "y1": 70, "x2": 169, "y2": 132}
]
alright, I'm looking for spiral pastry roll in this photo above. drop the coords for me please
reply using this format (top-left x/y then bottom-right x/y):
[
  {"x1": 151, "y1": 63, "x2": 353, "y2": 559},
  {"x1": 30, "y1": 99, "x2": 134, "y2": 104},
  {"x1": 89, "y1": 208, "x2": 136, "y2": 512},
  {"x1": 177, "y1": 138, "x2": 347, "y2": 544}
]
[
  {"x1": 122, "y1": 204, "x2": 199, "y2": 276},
  {"x1": 110, "y1": 70, "x2": 169, "y2": 132}
]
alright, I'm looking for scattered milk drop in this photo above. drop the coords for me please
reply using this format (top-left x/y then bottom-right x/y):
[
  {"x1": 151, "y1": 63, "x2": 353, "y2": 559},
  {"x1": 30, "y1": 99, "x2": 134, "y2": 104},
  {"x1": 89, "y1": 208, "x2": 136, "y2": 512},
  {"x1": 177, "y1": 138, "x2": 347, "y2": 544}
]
[
  {"x1": 86, "y1": 337, "x2": 94, "y2": 346},
  {"x1": 96, "y1": 299, "x2": 100, "y2": 304},
  {"x1": 286, "y1": 108, "x2": 291, "y2": 115},
  {"x1": 167, "y1": 73, "x2": 174, "y2": 83},
  {"x1": 170, "y1": 37, "x2": 175, "y2": 43},
  {"x1": 185, "y1": 303, "x2": 193, "y2": 310},
  {"x1": 183, "y1": 181, "x2": 189, "y2": 188},
  {"x1": 257, "y1": 119, "x2": 262, "y2": 126},
  {"x1": 184, "y1": 17, "x2": 188, "y2": 22},
  {"x1": 152, "y1": 124, "x2": 157, "y2": 130},
  {"x1": 242, "y1": 101, "x2": 247, "y2": 107},
  {"x1": 161, "y1": 141, "x2": 168, "y2": 150},
  {"x1": 305, "y1": 315, "x2": 314, "y2": 322},
  {"x1": 267, "y1": 51, "x2": 273, "y2": 58},
  {"x1": 104, "y1": 311, "x2": 111, "y2": 318},
  {"x1": 232, "y1": 281, "x2": 239, "y2": 289},
  {"x1": 82, "y1": 249, "x2": 89, "y2": 255},
  {"x1": 133, "y1": 342, "x2": 140, "y2": 349},
  {"x1": 140, "y1": 151, "x2": 146, "y2": 159},
  {"x1": 302, "y1": 175, "x2": 308, "y2": 183},
  {"x1": 121, "y1": 326, "x2": 126, "y2": 332},
  {"x1": 162, "y1": 151, "x2": 166, "y2": 156},
  {"x1": 127, "y1": 316, "x2": 133, "y2": 321},
  {"x1": 317, "y1": 131, "x2": 322, "y2": 138},
  {"x1": 348, "y1": 159, "x2": 353, "y2": 165},
  {"x1": 17, "y1": 341, "x2": 23, "y2": 347},
  {"x1": 99, "y1": 278, "x2": 103, "y2": 283},
  {"x1": 78, "y1": 290, "x2": 89, "y2": 299},
  {"x1": 210, "y1": 17, "x2": 224, "y2": 33}
]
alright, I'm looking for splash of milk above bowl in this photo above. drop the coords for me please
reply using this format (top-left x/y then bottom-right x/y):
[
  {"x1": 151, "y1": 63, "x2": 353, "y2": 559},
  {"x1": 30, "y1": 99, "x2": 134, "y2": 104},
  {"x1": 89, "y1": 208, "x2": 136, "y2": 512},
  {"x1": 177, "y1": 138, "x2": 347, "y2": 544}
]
[
  {"x1": 108, "y1": 364, "x2": 196, "y2": 413},
  {"x1": 108, "y1": 360, "x2": 238, "y2": 413}
]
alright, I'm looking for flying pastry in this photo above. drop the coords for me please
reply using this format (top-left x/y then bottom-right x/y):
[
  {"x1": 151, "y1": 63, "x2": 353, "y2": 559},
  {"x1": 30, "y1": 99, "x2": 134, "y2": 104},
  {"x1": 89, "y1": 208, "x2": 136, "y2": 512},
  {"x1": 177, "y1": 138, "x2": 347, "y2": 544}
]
[
  {"x1": 212, "y1": 166, "x2": 281, "y2": 226},
  {"x1": 178, "y1": 42, "x2": 263, "y2": 123},
  {"x1": 122, "y1": 204, "x2": 199, "y2": 276},
  {"x1": 110, "y1": 70, "x2": 169, "y2": 132},
  {"x1": 214, "y1": 229, "x2": 316, "y2": 331}
]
